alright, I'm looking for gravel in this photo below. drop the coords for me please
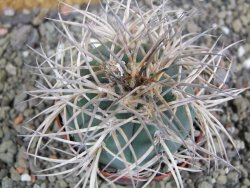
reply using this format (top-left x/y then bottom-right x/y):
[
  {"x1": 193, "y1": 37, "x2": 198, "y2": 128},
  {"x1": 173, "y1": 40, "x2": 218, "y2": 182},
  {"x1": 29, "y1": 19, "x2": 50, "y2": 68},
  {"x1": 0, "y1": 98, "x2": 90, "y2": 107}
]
[
  {"x1": 0, "y1": 140, "x2": 16, "y2": 164},
  {"x1": 1, "y1": 176, "x2": 13, "y2": 188},
  {"x1": 10, "y1": 25, "x2": 39, "y2": 50},
  {"x1": 197, "y1": 181, "x2": 213, "y2": 188},
  {"x1": 0, "y1": 0, "x2": 250, "y2": 187}
]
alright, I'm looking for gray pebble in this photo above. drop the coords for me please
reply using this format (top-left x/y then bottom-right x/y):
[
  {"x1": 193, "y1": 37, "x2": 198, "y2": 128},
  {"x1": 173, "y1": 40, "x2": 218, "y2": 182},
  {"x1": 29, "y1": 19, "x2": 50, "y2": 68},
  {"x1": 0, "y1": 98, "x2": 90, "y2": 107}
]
[
  {"x1": 243, "y1": 178, "x2": 250, "y2": 186},
  {"x1": 10, "y1": 25, "x2": 31, "y2": 49},
  {"x1": 234, "y1": 140, "x2": 245, "y2": 150},
  {"x1": 0, "y1": 69, "x2": 7, "y2": 82},
  {"x1": 14, "y1": 54, "x2": 23, "y2": 67},
  {"x1": 241, "y1": 15, "x2": 249, "y2": 26},
  {"x1": 39, "y1": 22, "x2": 58, "y2": 46},
  {"x1": 216, "y1": 175, "x2": 227, "y2": 185},
  {"x1": 232, "y1": 19, "x2": 242, "y2": 32},
  {"x1": 0, "y1": 140, "x2": 17, "y2": 164},
  {"x1": 239, "y1": 166, "x2": 248, "y2": 178},
  {"x1": 0, "y1": 37, "x2": 9, "y2": 56},
  {"x1": 14, "y1": 93, "x2": 28, "y2": 112},
  {"x1": 15, "y1": 13, "x2": 33, "y2": 25},
  {"x1": 233, "y1": 97, "x2": 249, "y2": 113},
  {"x1": 4, "y1": 90, "x2": 15, "y2": 106},
  {"x1": 23, "y1": 108, "x2": 33, "y2": 117},
  {"x1": 231, "y1": 113, "x2": 239, "y2": 122},
  {"x1": 37, "y1": 175, "x2": 46, "y2": 181},
  {"x1": 40, "y1": 182, "x2": 47, "y2": 188},
  {"x1": 5, "y1": 63, "x2": 17, "y2": 76},
  {"x1": 227, "y1": 171, "x2": 239, "y2": 184},
  {"x1": 33, "y1": 184, "x2": 41, "y2": 188},
  {"x1": 244, "y1": 132, "x2": 250, "y2": 144},
  {"x1": 58, "y1": 180, "x2": 68, "y2": 188},
  {"x1": 240, "y1": 186, "x2": 248, "y2": 188},
  {"x1": 0, "y1": 36, "x2": 9, "y2": 46},
  {"x1": 0, "y1": 127, "x2": 3, "y2": 138},
  {"x1": 10, "y1": 167, "x2": 20, "y2": 181},
  {"x1": 187, "y1": 21, "x2": 200, "y2": 33},
  {"x1": 48, "y1": 175, "x2": 56, "y2": 183},
  {"x1": 0, "y1": 42, "x2": 8, "y2": 57},
  {"x1": 0, "y1": 170, "x2": 8, "y2": 180},
  {"x1": 197, "y1": 181, "x2": 213, "y2": 188},
  {"x1": 1, "y1": 176, "x2": 13, "y2": 188},
  {"x1": 0, "y1": 58, "x2": 7, "y2": 68},
  {"x1": 10, "y1": 25, "x2": 39, "y2": 50}
]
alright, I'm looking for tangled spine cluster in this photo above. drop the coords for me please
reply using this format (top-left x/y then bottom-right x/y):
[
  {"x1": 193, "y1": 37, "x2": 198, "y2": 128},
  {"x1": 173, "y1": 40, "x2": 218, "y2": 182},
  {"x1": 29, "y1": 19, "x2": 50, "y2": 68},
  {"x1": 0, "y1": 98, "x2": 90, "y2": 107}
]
[{"x1": 25, "y1": 1, "x2": 247, "y2": 187}]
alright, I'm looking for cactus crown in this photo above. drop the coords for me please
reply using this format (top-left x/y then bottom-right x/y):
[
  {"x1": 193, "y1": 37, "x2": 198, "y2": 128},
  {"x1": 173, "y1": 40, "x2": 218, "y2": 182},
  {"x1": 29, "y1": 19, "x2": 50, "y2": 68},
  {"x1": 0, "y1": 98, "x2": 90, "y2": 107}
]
[{"x1": 25, "y1": 1, "x2": 246, "y2": 187}]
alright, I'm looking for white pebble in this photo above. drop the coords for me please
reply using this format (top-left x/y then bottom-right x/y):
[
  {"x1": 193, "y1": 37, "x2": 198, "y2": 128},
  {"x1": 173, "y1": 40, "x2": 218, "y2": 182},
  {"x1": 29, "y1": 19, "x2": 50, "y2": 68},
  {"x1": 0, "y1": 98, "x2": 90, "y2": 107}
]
[
  {"x1": 243, "y1": 58, "x2": 250, "y2": 69},
  {"x1": 225, "y1": 167, "x2": 229, "y2": 174},
  {"x1": 90, "y1": 38, "x2": 101, "y2": 48},
  {"x1": 238, "y1": 46, "x2": 246, "y2": 57},
  {"x1": 3, "y1": 7, "x2": 15, "y2": 16},
  {"x1": 212, "y1": 23, "x2": 218, "y2": 28},
  {"x1": 234, "y1": 140, "x2": 245, "y2": 150},
  {"x1": 6, "y1": 64, "x2": 17, "y2": 76},
  {"x1": 21, "y1": 174, "x2": 31, "y2": 181},
  {"x1": 211, "y1": 178, "x2": 216, "y2": 184},
  {"x1": 22, "y1": 51, "x2": 29, "y2": 57},
  {"x1": 221, "y1": 26, "x2": 230, "y2": 35}
]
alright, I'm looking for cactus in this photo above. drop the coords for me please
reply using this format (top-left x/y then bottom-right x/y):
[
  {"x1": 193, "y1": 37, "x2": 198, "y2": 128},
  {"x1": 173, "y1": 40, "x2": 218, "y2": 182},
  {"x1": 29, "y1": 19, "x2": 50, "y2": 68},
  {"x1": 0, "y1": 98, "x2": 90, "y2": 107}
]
[{"x1": 26, "y1": 1, "x2": 247, "y2": 188}]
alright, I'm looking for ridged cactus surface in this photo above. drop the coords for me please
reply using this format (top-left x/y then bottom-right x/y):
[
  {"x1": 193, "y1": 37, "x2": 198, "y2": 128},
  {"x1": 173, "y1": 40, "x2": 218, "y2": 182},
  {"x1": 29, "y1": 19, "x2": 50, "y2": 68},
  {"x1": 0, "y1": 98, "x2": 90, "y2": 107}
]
[{"x1": 65, "y1": 44, "x2": 195, "y2": 170}]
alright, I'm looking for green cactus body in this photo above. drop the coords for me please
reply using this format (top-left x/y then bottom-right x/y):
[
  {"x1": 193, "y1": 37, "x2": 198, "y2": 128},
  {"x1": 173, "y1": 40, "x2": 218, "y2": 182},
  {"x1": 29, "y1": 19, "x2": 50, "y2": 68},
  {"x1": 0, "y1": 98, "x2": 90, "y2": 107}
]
[{"x1": 65, "y1": 44, "x2": 195, "y2": 170}]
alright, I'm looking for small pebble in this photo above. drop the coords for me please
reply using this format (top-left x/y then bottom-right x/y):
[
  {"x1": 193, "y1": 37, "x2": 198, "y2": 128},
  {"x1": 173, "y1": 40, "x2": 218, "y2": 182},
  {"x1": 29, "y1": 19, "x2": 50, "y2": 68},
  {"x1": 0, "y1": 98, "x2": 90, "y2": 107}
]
[
  {"x1": 243, "y1": 58, "x2": 250, "y2": 69},
  {"x1": 234, "y1": 140, "x2": 245, "y2": 150},
  {"x1": 0, "y1": 27, "x2": 8, "y2": 36},
  {"x1": 0, "y1": 140, "x2": 17, "y2": 164},
  {"x1": 243, "y1": 178, "x2": 250, "y2": 186},
  {"x1": 14, "y1": 114, "x2": 24, "y2": 125},
  {"x1": 197, "y1": 181, "x2": 213, "y2": 188},
  {"x1": 3, "y1": 7, "x2": 15, "y2": 16},
  {"x1": 244, "y1": 132, "x2": 250, "y2": 144},
  {"x1": 221, "y1": 26, "x2": 230, "y2": 35},
  {"x1": 227, "y1": 171, "x2": 239, "y2": 184},
  {"x1": 33, "y1": 184, "x2": 40, "y2": 188},
  {"x1": 15, "y1": 166, "x2": 25, "y2": 174},
  {"x1": 48, "y1": 175, "x2": 56, "y2": 183},
  {"x1": 10, "y1": 25, "x2": 39, "y2": 49},
  {"x1": 58, "y1": 180, "x2": 68, "y2": 188},
  {"x1": 5, "y1": 63, "x2": 17, "y2": 76},
  {"x1": 20, "y1": 174, "x2": 31, "y2": 181},
  {"x1": 217, "y1": 175, "x2": 227, "y2": 185},
  {"x1": 0, "y1": 69, "x2": 7, "y2": 82},
  {"x1": 232, "y1": 19, "x2": 242, "y2": 32},
  {"x1": 1, "y1": 176, "x2": 13, "y2": 188},
  {"x1": 22, "y1": 51, "x2": 29, "y2": 57},
  {"x1": 238, "y1": 46, "x2": 246, "y2": 57},
  {"x1": 10, "y1": 167, "x2": 20, "y2": 181}
]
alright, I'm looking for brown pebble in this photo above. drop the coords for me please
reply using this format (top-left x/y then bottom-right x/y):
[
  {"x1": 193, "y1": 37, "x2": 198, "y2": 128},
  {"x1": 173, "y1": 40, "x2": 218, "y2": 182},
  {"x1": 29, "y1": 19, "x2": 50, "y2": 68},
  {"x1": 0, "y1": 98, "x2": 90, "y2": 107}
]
[
  {"x1": 14, "y1": 114, "x2": 24, "y2": 125},
  {"x1": 50, "y1": 154, "x2": 58, "y2": 159},
  {"x1": 16, "y1": 166, "x2": 25, "y2": 174},
  {"x1": 31, "y1": 175, "x2": 36, "y2": 183},
  {"x1": 60, "y1": 4, "x2": 73, "y2": 16},
  {"x1": 0, "y1": 27, "x2": 8, "y2": 36}
]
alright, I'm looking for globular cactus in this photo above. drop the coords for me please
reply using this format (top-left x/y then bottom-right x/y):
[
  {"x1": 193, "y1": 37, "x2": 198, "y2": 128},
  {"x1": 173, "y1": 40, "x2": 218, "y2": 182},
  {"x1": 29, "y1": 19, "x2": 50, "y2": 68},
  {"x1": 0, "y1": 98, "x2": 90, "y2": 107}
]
[{"x1": 26, "y1": 1, "x2": 246, "y2": 187}]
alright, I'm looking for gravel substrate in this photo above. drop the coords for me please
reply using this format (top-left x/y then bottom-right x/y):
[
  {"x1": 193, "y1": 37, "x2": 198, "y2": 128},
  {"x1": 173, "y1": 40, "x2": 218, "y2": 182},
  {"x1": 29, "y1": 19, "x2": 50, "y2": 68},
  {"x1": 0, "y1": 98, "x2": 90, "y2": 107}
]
[{"x1": 0, "y1": 0, "x2": 250, "y2": 187}]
